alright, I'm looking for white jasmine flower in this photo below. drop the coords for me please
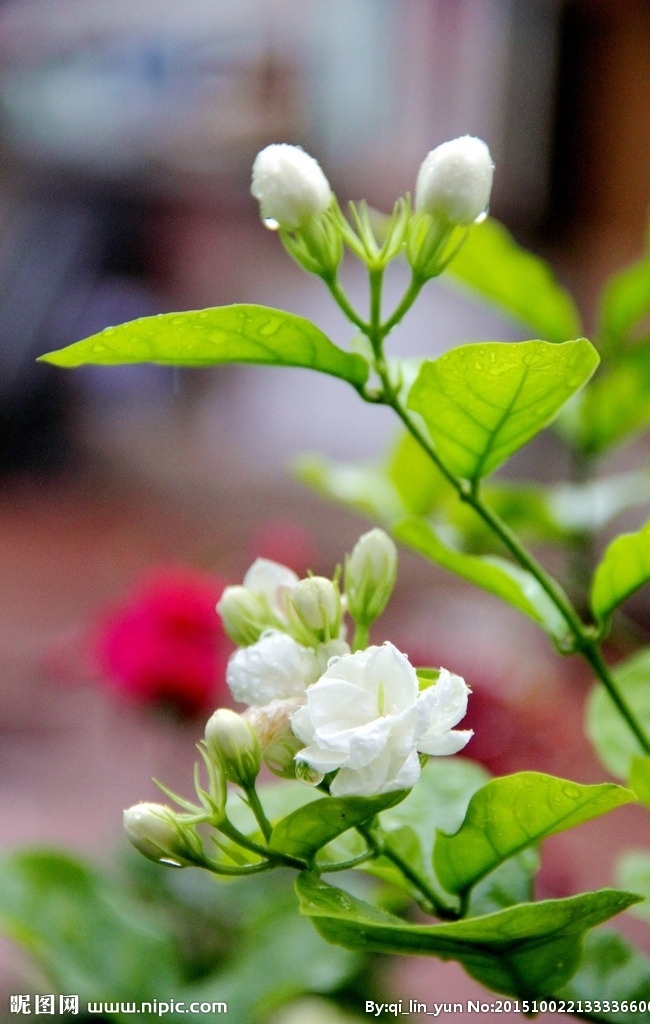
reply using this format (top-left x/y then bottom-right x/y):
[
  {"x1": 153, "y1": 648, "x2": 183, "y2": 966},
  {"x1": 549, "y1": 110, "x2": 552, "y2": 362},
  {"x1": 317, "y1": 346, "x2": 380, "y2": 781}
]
[
  {"x1": 226, "y1": 629, "x2": 321, "y2": 706},
  {"x1": 415, "y1": 136, "x2": 494, "y2": 225},
  {"x1": 243, "y1": 557, "x2": 300, "y2": 623},
  {"x1": 291, "y1": 642, "x2": 472, "y2": 796},
  {"x1": 251, "y1": 144, "x2": 332, "y2": 230}
]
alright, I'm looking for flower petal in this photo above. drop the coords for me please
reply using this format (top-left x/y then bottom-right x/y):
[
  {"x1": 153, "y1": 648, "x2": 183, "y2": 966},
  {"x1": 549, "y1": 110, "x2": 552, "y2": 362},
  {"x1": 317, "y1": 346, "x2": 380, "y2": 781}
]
[{"x1": 418, "y1": 728, "x2": 473, "y2": 756}]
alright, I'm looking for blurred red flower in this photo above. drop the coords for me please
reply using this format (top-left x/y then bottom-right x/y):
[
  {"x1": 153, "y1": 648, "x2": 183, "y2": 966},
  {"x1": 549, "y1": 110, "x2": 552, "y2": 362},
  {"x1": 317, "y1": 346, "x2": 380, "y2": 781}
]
[{"x1": 93, "y1": 566, "x2": 233, "y2": 718}]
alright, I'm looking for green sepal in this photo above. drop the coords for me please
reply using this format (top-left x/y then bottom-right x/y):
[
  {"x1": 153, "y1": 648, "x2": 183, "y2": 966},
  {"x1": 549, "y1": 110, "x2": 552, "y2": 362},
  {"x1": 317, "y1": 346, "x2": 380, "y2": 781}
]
[
  {"x1": 434, "y1": 772, "x2": 635, "y2": 897},
  {"x1": 38, "y1": 304, "x2": 369, "y2": 387},
  {"x1": 407, "y1": 339, "x2": 599, "y2": 482},
  {"x1": 295, "y1": 871, "x2": 640, "y2": 998}
]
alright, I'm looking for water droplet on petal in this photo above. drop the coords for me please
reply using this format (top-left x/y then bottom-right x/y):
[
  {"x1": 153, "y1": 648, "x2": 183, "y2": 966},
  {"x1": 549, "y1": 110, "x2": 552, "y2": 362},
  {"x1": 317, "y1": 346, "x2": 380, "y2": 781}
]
[{"x1": 263, "y1": 217, "x2": 280, "y2": 231}]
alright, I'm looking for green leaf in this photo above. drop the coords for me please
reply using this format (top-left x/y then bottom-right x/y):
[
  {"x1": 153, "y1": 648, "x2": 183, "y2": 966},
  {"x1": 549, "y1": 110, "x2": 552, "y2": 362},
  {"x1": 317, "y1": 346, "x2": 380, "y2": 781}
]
[
  {"x1": 591, "y1": 519, "x2": 650, "y2": 626},
  {"x1": 407, "y1": 339, "x2": 599, "y2": 482},
  {"x1": 549, "y1": 469, "x2": 650, "y2": 535},
  {"x1": 630, "y1": 755, "x2": 650, "y2": 808},
  {"x1": 587, "y1": 647, "x2": 650, "y2": 779},
  {"x1": 558, "y1": 931, "x2": 650, "y2": 1019},
  {"x1": 269, "y1": 791, "x2": 407, "y2": 861},
  {"x1": 393, "y1": 517, "x2": 572, "y2": 642},
  {"x1": 0, "y1": 849, "x2": 181, "y2": 1002},
  {"x1": 38, "y1": 304, "x2": 369, "y2": 387},
  {"x1": 385, "y1": 430, "x2": 451, "y2": 515},
  {"x1": 295, "y1": 453, "x2": 404, "y2": 522},
  {"x1": 598, "y1": 252, "x2": 650, "y2": 347},
  {"x1": 577, "y1": 342, "x2": 650, "y2": 453},
  {"x1": 445, "y1": 217, "x2": 582, "y2": 343},
  {"x1": 617, "y1": 851, "x2": 650, "y2": 923},
  {"x1": 295, "y1": 872, "x2": 639, "y2": 998},
  {"x1": 434, "y1": 773, "x2": 635, "y2": 898}
]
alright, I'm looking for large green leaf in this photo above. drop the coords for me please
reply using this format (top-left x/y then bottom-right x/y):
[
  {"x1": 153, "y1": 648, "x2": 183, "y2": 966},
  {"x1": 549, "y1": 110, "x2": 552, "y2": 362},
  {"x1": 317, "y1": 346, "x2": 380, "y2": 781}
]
[
  {"x1": 407, "y1": 339, "x2": 599, "y2": 482},
  {"x1": 557, "y1": 931, "x2": 650, "y2": 1020},
  {"x1": 591, "y1": 519, "x2": 650, "y2": 627},
  {"x1": 587, "y1": 647, "x2": 650, "y2": 779},
  {"x1": 434, "y1": 773, "x2": 635, "y2": 898},
  {"x1": 445, "y1": 217, "x2": 582, "y2": 343},
  {"x1": 38, "y1": 304, "x2": 369, "y2": 387},
  {"x1": 393, "y1": 517, "x2": 571, "y2": 642},
  {"x1": 295, "y1": 872, "x2": 639, "y2": 998},
  {"x1": 0, "y1": 849, "x2": 181, "y2": 1005},
  {"x1": 269, "y1": 791, "x2": 407, "y2": 862}
]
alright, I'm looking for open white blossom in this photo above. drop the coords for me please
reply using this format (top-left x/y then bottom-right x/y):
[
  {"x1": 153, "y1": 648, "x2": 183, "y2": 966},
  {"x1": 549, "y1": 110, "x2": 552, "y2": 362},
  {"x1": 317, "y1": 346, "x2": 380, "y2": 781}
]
[
  {"x1": 251, "y1": 144, "x2": 332, "y2": 230},
  {"x1": 226, "y1": 629, "x2": 321, "y2": 706},
  {"x1": 291, "y1": 642, "x2": 472, "y2": 796},
  {"x1": 415, "y1": 136, "x2": 494, "y2": 225}
]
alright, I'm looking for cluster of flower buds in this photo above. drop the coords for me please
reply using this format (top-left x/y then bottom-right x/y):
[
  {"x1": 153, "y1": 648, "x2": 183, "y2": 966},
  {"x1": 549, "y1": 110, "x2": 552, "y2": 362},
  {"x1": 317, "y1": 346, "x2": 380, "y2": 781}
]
[
  {"x1": 251, "y1": 136, "x2": 494, "y2": 282},
  {"x1": 210, "y1": 529, "x2": 471, "y2": 796},
  {"x1": 123, "y1": 529, "x2": 472, "y2": 868}
]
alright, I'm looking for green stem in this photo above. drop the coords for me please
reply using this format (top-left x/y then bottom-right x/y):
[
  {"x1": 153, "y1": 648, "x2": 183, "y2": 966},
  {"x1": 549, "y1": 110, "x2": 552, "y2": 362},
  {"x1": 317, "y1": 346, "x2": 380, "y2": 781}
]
[
  {"x1": 244, "y1": 785, "x2": 273, "y2": 843},
  {"x1": 354, "y1": 260, "x2": 650, "y2": 754},
  {"x1": 581, "y1": 643, "x2": 650, "y2": 755},
  {"x1": 218, "y1": 817, "x2": 307, "y2": 870},
  {"x1": 202, "y1": 858, "x2": 274, "y2": 877},
  {"x1": 384, "y1": 382, "x2": 650, "y2": 753},
  {"x1": 368, "y1": 266, "x2": 385, "y2": 355},
  {"x1": 323, "y1": 273, "x2": 369, "y2": 333},
  {"x1": 380, "y1": 273, "x2": 426, "y2": 339},
  {"x1": 357, "y1": 821, "x2": 459, "y2": 920},
  {"x1": 351, "y1": 621, "x2": 370, "y2": 652}
]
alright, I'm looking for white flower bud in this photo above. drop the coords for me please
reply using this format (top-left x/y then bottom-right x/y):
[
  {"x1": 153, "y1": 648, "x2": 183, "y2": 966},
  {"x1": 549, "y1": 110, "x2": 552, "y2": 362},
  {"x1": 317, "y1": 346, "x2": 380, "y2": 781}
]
[
  {"x1": 216, "y1": 585, "x2": 268, "y2": 646},
  {"x1": 344, "y1": 528, "x2": 397, "y2": 626},
  {"x1": 251, "y1": 144, "x2": 332, "y2": 231},
  {"x1": 205, "y1": 708, "x2": 261, "y2": 788},
  {"x1": 288, "y1": 576, "x2": 343, "y2": 644},
  {"x1": 123, "y1": 803, "x2": 199, "y2": 867},
  {"x1": 415, "y1": 136, "x2": 494, "y2": 225}
]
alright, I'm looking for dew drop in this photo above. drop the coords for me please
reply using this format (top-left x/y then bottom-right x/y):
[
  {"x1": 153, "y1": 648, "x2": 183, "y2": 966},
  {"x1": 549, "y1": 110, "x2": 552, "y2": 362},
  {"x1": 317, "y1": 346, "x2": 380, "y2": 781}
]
[
  {"x1": 258, "y1": 319, "x2": 280, "y2": 337},
  {"x1": 562, "y1": 784, "x2": 581, "y2": 800},
  {"x1": 263, "y1": 217, "x2": 280, "y2": 231}
]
